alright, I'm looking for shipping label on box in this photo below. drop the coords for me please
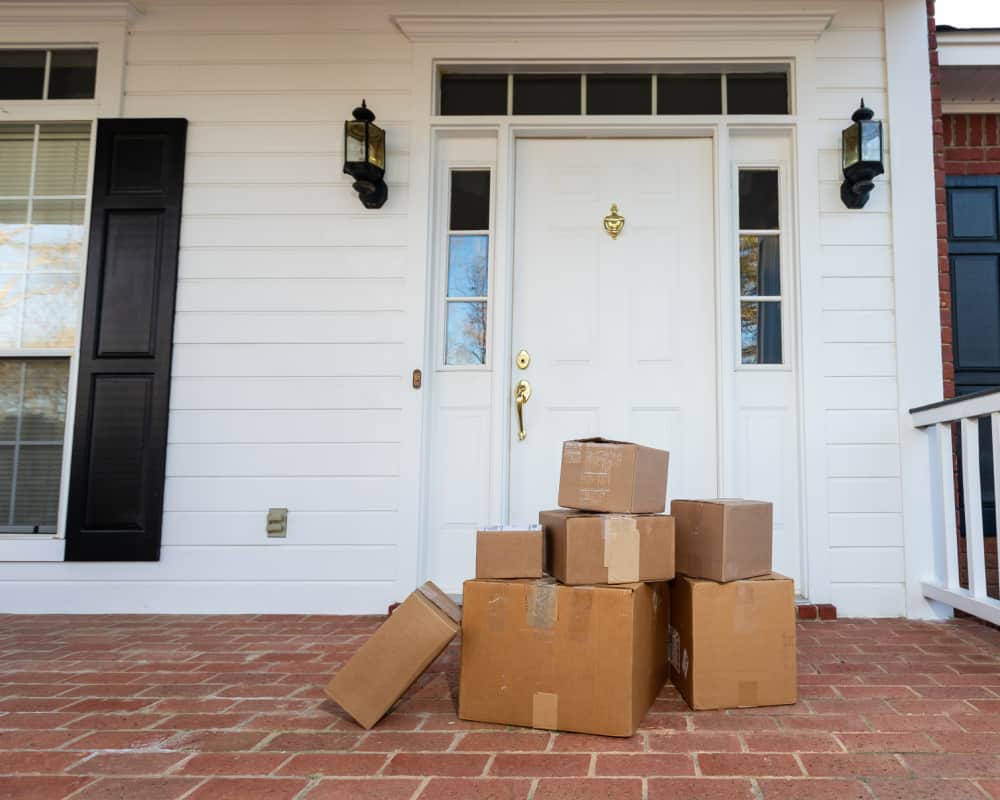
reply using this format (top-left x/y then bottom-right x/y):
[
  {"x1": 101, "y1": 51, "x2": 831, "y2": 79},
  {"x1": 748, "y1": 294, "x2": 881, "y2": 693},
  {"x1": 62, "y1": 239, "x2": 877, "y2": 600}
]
[
  {"x1": 539, "y1": 510, "x2": 674, "y2": 585},
  {"x1": 459, "y1": 578, "x2": 670, "y2": 737},
  {"x1": 669, "y1": 573, "x2": 796, "y2": 711},
  {"x1": 558, "y1": 438, "x2": 669, "y2": 514}
]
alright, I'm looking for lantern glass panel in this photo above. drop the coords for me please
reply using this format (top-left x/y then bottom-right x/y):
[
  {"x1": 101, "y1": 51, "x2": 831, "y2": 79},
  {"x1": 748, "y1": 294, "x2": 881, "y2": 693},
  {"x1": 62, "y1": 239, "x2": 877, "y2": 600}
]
[
  {"x1": 860, "y1": 120, "x2": 881, "y2": 163},
  {"x1": 367, "y1": 124, "x2": 385, "y2": 170},
  {"x1": 842, "y1": 123, "x2": 860, "y2": 170},
  {"x1": 345, "y1": 121, "x2": 366, "y2": 164}
]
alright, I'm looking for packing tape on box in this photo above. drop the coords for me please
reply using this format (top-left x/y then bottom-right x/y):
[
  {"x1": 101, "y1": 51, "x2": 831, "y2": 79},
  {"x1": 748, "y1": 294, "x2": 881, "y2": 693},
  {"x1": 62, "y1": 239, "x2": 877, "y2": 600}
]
[
  {"x1": 416, "y1": 584, "x2": 462, "y2": 624},
  {"x1": 532, "y1": 691, "x2": 559, "y2": 730},
  {"x1": 603, "y1": 516, "x2": 640, "y2": 583},
  {"x1": 526, "y1": 582, "x2": 558, "y2": 629}
]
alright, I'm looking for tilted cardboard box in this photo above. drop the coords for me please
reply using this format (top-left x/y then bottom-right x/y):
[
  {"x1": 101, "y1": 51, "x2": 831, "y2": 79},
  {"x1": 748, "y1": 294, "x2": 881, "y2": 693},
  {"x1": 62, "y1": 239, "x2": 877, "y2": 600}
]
[
  {"x1": 476, "y1": 525, "x2": 545, "y2": 579},
  {"x1": 459, "y1": 578, "x2": 669, "y2": 737},
  {"x1": 538, "y1": 510, "x2": 675, "y2": 585},
  {"x1": 669, "y1": 573, "x2": 797, "y2": 711},
  {"x1": 558, "y1": 438, "x2": 669, "y2": 514},
  {"x1": 326, "y1": 581, "x2": 461, "y2": 729},
  {"x1": 671, "y1": 499, "x2": 772, "y2": 582}
]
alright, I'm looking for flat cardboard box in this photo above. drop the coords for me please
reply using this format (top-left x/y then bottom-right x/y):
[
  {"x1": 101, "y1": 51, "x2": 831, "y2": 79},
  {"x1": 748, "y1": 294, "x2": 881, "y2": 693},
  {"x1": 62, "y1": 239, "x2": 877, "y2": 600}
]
[
  {"x1": 671, "y1": 498, "x2": 772, "y2": 582},
  {"x1": 459, "y1": 577, "x2": 669, "y2": 737},
  {"x1": 538, "y1": 510, "x2": 675, "y2": 585},
  {"x1": 669, "y1": 573, "x2": 797, "y2": 711},
  {"x1": 476, "y1": 525, "x2": 544, "y2": 579},
  {"x1": 326, "y1": 581, "x2": 461, "y2": 729},
  {"x1": 558, "y1": 438, "x2": 669, "y2": 514}
]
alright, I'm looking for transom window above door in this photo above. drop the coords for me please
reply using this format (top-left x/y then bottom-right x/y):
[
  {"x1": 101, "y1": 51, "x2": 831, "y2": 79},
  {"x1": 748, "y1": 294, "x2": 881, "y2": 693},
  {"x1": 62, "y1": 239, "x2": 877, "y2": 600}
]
[{"x1": 439, "y1": 67, "x2": 790, "y2": 116}]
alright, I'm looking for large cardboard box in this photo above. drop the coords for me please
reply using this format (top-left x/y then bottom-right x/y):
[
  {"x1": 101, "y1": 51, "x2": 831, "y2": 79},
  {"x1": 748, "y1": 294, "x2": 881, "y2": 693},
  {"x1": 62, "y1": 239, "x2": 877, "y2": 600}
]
[
  {"x1": 669, "y1": 573, "x2": 797, "y2": 711},
  {"x1": 476, "y1": 525, "x2": 544, "y2": 579},
  {"x1": 558, "y1": 438, "x2": 669, "y2": 514},
  {"x1": 538, "y1": 510, "x2": 675, "y2": 585},
  {"x1": 326, "y1": 582, "x2": 461, "y2": 729},
  {"x1": 460, "y1": 578, "x2": 669, "y2": 737},
  {"x1": 671, "y1": 499, "x2": 772, "y2": 582}
]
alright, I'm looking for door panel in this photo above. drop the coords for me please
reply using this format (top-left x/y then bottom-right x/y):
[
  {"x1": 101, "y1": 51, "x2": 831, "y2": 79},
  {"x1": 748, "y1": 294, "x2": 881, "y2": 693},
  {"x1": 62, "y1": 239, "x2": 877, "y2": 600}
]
[{"x1": 508, "y1": 139, "x2": 717, "y2": 522}]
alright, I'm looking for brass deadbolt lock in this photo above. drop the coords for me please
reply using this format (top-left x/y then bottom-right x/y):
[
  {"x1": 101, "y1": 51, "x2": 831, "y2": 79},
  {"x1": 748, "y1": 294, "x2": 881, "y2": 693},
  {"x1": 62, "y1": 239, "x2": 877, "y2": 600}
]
[{"x1": 516, "y1": 349, "x2": 530, "y2": 369}]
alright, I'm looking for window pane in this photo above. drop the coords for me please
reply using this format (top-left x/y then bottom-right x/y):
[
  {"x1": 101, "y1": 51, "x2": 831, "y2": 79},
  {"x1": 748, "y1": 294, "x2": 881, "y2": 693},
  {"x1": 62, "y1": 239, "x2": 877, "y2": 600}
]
[
  {"x1": 34, "y1": 124, "x2": 91, "y2": 195},
  {"x1": 440, "y1": 74, "x2": 507, "y2": 115},
  {"x1": 29, "y1": 199, "x2": 86, "y2": 271},
  {"x1": 0, "y1": 361, "x2": 21, "y2": 440},
  {"x1": 20, "y1": 359, "x2": 68, "y2": 441},
  {"x1": 446, "y1": 301, "x2": 487, "y2": 365},
  {"x1": 739, "y1": 235, "x2": 781, "y2": 296},
  {"x1": 658, "y1": 74, "x2": 722, "y2": 115},
  {"x1": 0, "y1": 200, "x2": 29, "y2": 270},
  {"x1": 0, "y1": 274, "x2": 25, "y2": 347},
  {"x1": 0, "y1": 50, "x2": 46, "y2": 100},
  {"x1": 513, "y1": 75, "x2": 581, "y2": 115},
  {"x1": 21, "y1": 273, "x2": 80, "y2": 348},
  {"x1": 0, "y1": 125, "x2": 35, "y2": 196},
  {"x1": 447, "y1": 235, "x2": 488, "y2": 297},
  {"x1": 587, "y1": 74, "x2": 651, "y2": 115},
  {"x1": 741, "y1": 301, "x2": 782, "y2": 364},
  {"x1": 450, "y1": 171, "x2": 490, "y2": 231},
  {"x1": 739, "y1": 170, "x2": 779, "y2": 230},
  {"x1": 727, "y1": 72, "x2": 789, "y2": 115},
  {"x1": 12, "y1": 444, "x2": 62, "y2": 527},
  {"x1": 48, "y1": 49, "x2": 98, "y2": 100}
]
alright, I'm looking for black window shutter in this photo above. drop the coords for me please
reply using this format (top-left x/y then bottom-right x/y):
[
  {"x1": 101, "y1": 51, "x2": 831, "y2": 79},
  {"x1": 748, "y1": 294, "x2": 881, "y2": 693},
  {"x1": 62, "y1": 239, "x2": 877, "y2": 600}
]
[{"x1": 64, "y1": 118, "x2": 187, "y2": 561}]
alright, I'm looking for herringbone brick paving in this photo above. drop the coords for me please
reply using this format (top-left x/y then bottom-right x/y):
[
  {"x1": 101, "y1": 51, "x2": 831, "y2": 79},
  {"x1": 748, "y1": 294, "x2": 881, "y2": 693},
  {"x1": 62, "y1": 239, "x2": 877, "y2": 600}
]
[{"x1": 0, "y1": 615, "x2": 999, "y2": 798}]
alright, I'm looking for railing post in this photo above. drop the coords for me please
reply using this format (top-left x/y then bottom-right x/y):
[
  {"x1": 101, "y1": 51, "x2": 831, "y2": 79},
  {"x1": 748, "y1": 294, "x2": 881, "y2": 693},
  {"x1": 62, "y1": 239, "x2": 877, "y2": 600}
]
[
  {"x1": 960, "y1": 417, "x2": 988, "y2": 599},
  {"x1": 931, "y1": 422, "x2": 959, "y2": 591}
]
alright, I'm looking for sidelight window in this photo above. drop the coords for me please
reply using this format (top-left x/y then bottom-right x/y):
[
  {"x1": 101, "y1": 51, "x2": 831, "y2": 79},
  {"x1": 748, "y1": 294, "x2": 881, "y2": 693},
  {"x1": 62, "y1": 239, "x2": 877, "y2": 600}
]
[
  {"x1": 0, "y1": 121, "x2": 91, "y2": 532},
  {"x1": 738, "y1": 169, "x2": 783, "y2": 365}
]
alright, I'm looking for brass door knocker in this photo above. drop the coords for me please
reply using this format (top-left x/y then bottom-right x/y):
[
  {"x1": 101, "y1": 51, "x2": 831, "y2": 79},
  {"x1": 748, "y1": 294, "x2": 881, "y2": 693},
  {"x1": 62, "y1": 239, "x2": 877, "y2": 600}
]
[{"x1": 603, "y1": 203, "x2": 624, "y2": 240}]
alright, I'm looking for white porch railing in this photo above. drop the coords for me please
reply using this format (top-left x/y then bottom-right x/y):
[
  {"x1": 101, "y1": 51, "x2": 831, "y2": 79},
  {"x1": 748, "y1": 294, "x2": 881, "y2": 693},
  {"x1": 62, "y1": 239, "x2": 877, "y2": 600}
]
[{"x1": 912, "y1": 389, "x2": 1000, "y2": 625}]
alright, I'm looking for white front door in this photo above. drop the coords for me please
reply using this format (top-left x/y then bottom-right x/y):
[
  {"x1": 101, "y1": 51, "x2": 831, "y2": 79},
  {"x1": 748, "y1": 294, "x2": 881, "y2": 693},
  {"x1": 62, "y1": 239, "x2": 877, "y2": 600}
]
[{"x1": 508, "y1": 138, "x2": 718, "y2": 522}]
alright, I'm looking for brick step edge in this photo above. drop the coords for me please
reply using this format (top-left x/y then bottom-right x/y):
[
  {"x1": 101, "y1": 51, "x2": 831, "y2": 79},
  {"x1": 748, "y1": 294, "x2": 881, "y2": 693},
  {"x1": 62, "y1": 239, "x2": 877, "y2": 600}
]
[{"x1": 796, "y1": 602, "x2": 837, "y2": 621}]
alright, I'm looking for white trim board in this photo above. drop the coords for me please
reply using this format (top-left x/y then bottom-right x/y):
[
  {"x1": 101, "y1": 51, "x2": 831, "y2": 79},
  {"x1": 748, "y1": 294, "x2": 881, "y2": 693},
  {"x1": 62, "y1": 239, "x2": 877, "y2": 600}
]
[{"x1": 392, "y1": 12, "x2": 834, "y2": 43}]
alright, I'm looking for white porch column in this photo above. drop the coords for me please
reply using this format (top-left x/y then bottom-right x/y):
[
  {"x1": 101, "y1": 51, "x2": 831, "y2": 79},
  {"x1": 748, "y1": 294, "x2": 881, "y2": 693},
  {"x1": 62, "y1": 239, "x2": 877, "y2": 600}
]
[{"x1": 884, "y1": 0, "x2": 950, "y2": 619}]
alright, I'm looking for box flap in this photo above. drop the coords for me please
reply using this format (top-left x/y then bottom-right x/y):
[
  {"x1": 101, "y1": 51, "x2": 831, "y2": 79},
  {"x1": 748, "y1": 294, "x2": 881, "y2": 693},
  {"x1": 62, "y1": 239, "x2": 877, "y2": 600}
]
[{"x1": 416, "y1": 581, "x2": 462, "y2": 625}]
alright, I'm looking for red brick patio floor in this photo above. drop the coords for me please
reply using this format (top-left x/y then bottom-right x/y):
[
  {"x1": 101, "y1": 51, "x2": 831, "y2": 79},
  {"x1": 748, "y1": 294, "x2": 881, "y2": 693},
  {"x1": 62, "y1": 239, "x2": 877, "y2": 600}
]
[{"x1": 1, "y1": 615, "x2": 1000, "y2": 800}]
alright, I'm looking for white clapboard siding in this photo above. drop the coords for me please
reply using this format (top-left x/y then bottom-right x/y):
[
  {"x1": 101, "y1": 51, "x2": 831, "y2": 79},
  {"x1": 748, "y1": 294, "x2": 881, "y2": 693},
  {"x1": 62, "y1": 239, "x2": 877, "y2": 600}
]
[
  {"x1": 167, "y1": 410, "x2": 402, "y2": 444},
  {"x1": 183, "y1": 184, "x2": 410, "y2": 215},
  {"x1": 186, "y1": 122, "x2": 411, "y2": 155},
  {"x1": 820, "y1": 212, "x2": 892, "y2": 246},
  {"x1": 179, "y1": 246, "x2": 407, "y2": 279},
  {"x1": 828, "y1": 478, "x2": 903, "y2": 514},
  {"x1": 176, "y1": 278, "x2": 404, "y2": 312},
  {"x1": 174, "y1": 310, "x2": 407, "y2": 343},
  {"x1": 819, "y1": 246, "x2": 894, "y2": 278},
  {"x1": 164, "y1": 476, "x2": 400, "y2": 512},
  {"x1": 166, "y1": 442, "x2": 401, "y2": 477},
  {"x1": 128, "y1": 2, "x2": 400, "y2": 34},
  {"x1": 826, "y1": 444, "x2": 901, "y2": 477},
  {"x1": 830, "y1": 547, "x2": 906, "y2": 582},
  {"x1": 184, "y1": 153, "x2": 410, "y2": 184},
  {"x1": 821, "y1": 377, "x2": 900, "y2": 410},
  {"x1": 128, "y1": 32, "x2": 411, "y2": 64},
  {"x1": 825, "y1": 411, "x2": 901, "y2": 445},
  {"x1": 831, "y1": 583, "x2": 908, "y2": 618},
  {"x1": 127, "y1": 62, "x2": 412, "y2": 94},
  {"x1": 821, "y1": 310, "x2": 896, "y2": 343},
  {"x1": 172, "y1": 343, "x2": 403, "y2": 377},
  {"x1": 822, "y1": 343, "x2": 897, "y2": 377},
  {"x1": 179, "y1": 214, "x2": 409, "y2": 248},
  {"x1": 829, "y1": 514, "x2": 905, "y2": 548},
  {"x1": 819, "y1": 179, "x2": 890, "y2": 214},
  {"x1": 169, "y1": 376, "x2": 403, "y2": 410},
  {"x1": 162, "y1": 510, "x2": 403, "y2": 547},
  {"x1": 123, "y1": 93, "x2": 414, "y2": 122},
  {"x1": 821, "y1": 278, "x2": 895, "y2": 310},
  {"x1": 814, "y1": 29, "x2": 886, "y2": 59}
]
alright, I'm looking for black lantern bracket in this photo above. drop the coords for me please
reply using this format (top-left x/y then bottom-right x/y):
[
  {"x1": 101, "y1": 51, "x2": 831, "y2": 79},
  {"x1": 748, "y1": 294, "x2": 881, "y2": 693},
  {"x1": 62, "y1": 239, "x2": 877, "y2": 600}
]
[
  {"x1": 840, "y1": 99, "x2": 885, "y2": 210},
  {"x1": 344, "y1": 99, "x2": 388, "y2": 209}
]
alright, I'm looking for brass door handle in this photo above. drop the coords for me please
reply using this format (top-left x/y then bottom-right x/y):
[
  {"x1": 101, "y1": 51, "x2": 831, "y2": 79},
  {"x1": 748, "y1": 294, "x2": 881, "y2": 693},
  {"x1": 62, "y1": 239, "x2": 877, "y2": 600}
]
[{"x1": 514, "y1": 379, "x2": 531, "y2": 441}]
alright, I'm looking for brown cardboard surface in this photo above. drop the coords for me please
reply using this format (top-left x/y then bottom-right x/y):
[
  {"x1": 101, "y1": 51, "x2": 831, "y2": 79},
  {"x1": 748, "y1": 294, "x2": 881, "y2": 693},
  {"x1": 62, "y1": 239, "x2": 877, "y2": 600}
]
[
  {"x1": 459, "y1": 578, "x2": 669, "y2": 737},
  {"x1": 558, "y1": 438, "x2": 669, "y2": 513},
  {"x1": 671, "y1": 499, "x2": 772, "y2": 582},
  {"x1": 539, "y1": 510, "x2": 675, "y2": 585},
  {"x1": 325, "y1": 581, "x2": 460, "y2": 729},
  {"x1": 669, "y1": 573, "x2": 797, "y2": 711},
  {"x1": 476, "y1": 525, "x2": 544, "y2": 579}
]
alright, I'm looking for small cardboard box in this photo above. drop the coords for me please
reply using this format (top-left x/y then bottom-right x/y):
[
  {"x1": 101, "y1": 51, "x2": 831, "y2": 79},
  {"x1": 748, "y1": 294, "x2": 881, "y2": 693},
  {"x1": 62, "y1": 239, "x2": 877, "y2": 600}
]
[
  {"x1": 476, "y1": 525, "x2": 544, "y2": 579},
  {"x1": 671, "y1": 499, "x2": 772, "y2": 582},
  {"x1": 459, "y1": 578, "x2": 669, "y2": 737},
  {"x1": 538, "y1": 510, "x2": 675, "y2": 585},
  {"x1": 669, "y1": 573, "x2": 797, "y2": 711},
  {"x1": 326, "y1": 581, "x2": 460, "y2": 729},
  {"x1": 558, "y1": 438, "x2": 669, "y2": 514}
]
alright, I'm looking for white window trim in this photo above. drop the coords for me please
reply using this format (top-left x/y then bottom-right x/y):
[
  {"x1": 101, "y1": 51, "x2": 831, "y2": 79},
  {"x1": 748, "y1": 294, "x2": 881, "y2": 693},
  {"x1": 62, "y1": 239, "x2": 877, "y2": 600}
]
[{"x1": 0, "y1": 2, "x2": 131, "y2": 560}]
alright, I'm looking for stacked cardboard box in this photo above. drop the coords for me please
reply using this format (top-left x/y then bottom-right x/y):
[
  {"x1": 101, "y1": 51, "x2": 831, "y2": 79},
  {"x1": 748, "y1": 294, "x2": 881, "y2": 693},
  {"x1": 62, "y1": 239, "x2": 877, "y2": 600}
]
[{"x1": 325, "y1": 437, "x2": 796, "y2": 734}]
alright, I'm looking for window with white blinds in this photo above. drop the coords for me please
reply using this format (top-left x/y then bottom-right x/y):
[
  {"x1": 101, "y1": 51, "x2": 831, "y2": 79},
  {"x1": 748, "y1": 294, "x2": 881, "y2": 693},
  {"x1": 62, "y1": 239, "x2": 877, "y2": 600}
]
[{"x1": 0, "y1": 122, "x2": 90, "y2": 533}]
